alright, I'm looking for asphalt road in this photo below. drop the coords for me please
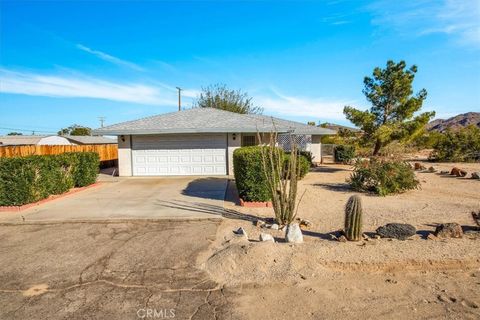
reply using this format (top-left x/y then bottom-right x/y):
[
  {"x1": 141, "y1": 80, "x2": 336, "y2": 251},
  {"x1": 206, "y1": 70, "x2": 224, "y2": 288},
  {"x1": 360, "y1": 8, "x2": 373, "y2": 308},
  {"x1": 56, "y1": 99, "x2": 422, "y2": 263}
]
[{"x1": 0, "y1": 220, "x2": 233, "y2": 320}]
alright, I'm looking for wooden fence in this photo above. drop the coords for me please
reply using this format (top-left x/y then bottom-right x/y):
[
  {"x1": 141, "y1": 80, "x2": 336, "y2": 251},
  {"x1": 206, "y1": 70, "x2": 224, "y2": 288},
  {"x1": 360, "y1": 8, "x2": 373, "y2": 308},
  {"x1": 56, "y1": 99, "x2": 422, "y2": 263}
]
[{"x1": 0, "y1": 144, "x2": 118, "y2": 162}]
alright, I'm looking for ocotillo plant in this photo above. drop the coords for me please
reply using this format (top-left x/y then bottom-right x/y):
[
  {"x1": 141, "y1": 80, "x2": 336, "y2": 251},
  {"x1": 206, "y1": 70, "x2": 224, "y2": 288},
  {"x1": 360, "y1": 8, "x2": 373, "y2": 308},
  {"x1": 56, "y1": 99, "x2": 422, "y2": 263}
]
[
  {"x1": 258, "y1": 129, "x2": 301, "y2": 226},
  {"x1": 344, "y1": 195, "x2": 363, "y2": 241}
]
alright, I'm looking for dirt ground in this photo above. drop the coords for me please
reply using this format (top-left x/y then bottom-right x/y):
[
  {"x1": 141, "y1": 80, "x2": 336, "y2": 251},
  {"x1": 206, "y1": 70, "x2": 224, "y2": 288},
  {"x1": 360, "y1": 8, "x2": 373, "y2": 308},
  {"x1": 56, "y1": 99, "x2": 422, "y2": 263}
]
[
  {"x1": 203, "y1": 161, "x2": 480, "y2": 319},
  {"x1": 0, "y1": 162, "x2": 479, "y2": 319}
]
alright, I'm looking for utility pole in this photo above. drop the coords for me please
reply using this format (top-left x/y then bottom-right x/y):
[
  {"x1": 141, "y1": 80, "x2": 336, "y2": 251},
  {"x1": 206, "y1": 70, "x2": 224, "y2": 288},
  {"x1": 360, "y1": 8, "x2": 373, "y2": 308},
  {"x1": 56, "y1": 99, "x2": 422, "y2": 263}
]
[
  {"x1": 176, "y1": 87, "x2": 182, "y2": 111},
  {"x1": 98, "y1": 116, "x2": 106, "y2": 128}
]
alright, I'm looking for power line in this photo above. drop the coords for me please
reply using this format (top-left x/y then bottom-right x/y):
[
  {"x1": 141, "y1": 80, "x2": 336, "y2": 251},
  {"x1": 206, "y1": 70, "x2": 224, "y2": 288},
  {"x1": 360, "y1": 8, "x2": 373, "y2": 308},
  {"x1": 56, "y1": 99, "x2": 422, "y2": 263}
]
[{"x1": 0, "y1": 126, "x2": 57, "y2": 134}]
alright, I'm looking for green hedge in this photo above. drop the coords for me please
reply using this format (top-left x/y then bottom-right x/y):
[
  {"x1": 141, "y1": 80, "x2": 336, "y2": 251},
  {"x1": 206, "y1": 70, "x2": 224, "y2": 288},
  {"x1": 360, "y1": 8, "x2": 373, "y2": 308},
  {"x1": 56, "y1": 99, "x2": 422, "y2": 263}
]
[
  {"x1": 69, "y1": 152, "x2": 101, "y2": 187},
  {"x1": 233, "y1": 146, "x2": 272, "y2": 202},
  {"x1": 334, "y1": 145, "x2": 356, "y2": 164},
  {"x1": 0, "y1": 152, "x2": 99, "y2": 206},
  {"x1": 233, "y1": 146, "x2": 309, "y2": 202},
  {"x1": 284, "y1": 154, "x2": 310, "y2": 179}
]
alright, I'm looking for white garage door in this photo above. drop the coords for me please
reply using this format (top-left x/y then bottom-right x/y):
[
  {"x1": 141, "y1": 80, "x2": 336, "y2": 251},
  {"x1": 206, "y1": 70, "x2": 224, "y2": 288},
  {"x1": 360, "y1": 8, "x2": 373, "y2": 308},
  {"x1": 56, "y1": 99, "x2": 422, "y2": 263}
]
[{"x1": 131, "y1": 134, "x2": 227, "y2": 176}]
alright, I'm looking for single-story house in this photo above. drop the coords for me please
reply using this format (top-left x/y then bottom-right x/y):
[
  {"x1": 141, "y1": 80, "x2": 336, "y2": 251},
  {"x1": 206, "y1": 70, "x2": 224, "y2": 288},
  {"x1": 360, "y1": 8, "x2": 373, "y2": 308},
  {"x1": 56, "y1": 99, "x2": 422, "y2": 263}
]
[
  {"x1": 0, "y1": 135, "x2": 74, "y2": 146},
  {"x1": 92, "y1": 108, "x2": 336, "y2": 177},
  {"x1": 0, "y1": 135, "x2": 117, "y2": 146}
]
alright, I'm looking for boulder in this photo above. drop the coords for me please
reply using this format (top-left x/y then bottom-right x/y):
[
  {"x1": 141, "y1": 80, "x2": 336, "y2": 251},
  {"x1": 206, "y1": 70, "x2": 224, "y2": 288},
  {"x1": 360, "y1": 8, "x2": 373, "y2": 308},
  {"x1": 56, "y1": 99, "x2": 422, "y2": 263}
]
[
  {"x1": 428, "y1": 166, "x2": 437, "y2": 173},
  {"x1": 414, "y1": 162, "x2": 426, "y2": 170},
  {"x1": 376, "y1": 223, "x2": 416, "y2": 240},
  {"x1": 259, "y1": 233, "x2": 275, "y2": 242},
  {"x1": 270, "y1": 223, "x2": 279, "y2": 230},
  {"x1": 471, "y1": 172, "x2": 480, "y2": 179},
  {"x1": 440, "y1": 170, "x2": 450, "y2": 174},
  {"x1": 434, "y1": 223, "x2": 463, "y2": 238},
  {"x1": 255, "y1": 220, "x2": 265, "y2": 228},
  {"x1": 450, "y1": 167, "x2": 467, "y2": 177},
  {"x1": 234, "y1": 227, "x2": 248, "y2": 238},
  {"x1": 298, "y1": 218, "x2": 312, "y2": 229},
  {"x1": 472, "y1": 211, "x2": 480, "y2": 227},
  {"x1": 285, "y1": 223, "x2": 303, "y2": 243}
]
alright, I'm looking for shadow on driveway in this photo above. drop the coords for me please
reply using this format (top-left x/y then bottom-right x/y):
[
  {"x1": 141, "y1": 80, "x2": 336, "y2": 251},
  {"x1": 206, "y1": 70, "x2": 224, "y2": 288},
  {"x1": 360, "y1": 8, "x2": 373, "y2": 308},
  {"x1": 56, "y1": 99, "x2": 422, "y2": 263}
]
[
  {"x1": 182, "y1": 177, "x2": 228, "y2": 200},
  {"x1": 155, "y1": 200, "x2": 262, "y2": 223}
]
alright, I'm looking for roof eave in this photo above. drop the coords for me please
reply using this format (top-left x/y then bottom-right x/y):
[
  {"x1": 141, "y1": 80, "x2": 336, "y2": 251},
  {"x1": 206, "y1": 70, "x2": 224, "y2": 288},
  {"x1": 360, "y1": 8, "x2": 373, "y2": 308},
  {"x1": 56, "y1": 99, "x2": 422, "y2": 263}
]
[{"x1": 92, "y1": 127, "x2": 336, "y2": 136}]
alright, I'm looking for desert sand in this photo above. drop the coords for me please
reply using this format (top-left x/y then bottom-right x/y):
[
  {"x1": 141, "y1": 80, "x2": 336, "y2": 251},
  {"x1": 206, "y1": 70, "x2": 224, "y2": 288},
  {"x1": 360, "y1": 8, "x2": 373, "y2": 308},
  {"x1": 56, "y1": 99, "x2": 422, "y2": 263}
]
[{"x1": 200, "y1": 161, "x2": 480, "y2": 319}]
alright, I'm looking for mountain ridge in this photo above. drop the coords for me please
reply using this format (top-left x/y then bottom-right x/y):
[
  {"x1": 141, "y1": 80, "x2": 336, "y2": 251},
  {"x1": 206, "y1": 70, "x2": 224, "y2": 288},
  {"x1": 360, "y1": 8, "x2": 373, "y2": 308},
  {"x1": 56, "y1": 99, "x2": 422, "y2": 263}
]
[{"x1": 426, "y1": 112, "x2": 480, "y2": 132}]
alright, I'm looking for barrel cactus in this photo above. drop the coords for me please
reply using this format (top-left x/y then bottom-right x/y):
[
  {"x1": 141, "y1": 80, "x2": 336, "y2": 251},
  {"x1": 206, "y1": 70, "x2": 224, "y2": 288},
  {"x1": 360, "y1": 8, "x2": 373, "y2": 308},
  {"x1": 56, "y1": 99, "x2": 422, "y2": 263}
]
[{"x1": 344, "y1": 195, "x2": 363, "y2": 241}]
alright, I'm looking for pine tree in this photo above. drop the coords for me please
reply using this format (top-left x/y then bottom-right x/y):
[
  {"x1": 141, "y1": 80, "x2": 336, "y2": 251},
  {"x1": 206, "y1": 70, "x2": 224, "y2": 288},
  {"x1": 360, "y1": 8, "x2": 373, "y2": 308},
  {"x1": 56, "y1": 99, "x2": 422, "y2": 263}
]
[{"x1": 344, "y1": 60, "x2": 435, "y2": 155}]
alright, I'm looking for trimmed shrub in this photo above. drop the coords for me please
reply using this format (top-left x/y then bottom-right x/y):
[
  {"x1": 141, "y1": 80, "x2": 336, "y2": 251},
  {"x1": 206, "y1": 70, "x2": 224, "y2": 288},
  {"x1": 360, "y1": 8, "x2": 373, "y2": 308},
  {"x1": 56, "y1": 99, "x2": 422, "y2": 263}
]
[
  {"x1": 334, "y1": 145, "x2": 356, "y2": 164},
  {"x1": 284, "y1": 154, "x2": 310, "y2": 179},
  {"x1": 233, "y1": 146, "x2": 310, "y2": 202},
  {"x1": 233, "y1": 146, "x2": 272, "y2": 202},
  {"x1": 0, "y1": 152, "x2": 99, "y2": 206},
  {"x1": 69, "y1": 152, "x2": 100, "y2": 187},
  {"x1": 349, "y1": 158, "x2": 419, "y2": 196}
]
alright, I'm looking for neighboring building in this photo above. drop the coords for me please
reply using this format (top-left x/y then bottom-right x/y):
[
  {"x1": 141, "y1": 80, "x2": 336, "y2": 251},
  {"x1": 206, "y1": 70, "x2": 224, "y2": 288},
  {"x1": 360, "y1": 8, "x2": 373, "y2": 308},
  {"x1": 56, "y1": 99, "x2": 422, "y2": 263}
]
[
  {"x1": 319, "y1": 123, "x2": 361, "y2": 133},
  {"x1": 93, "y1": 108, "x2": 336, "y2": 177},
  {"x1": 64, "y1": 135, "x2": 117, "y2": 145},
  {"x1": 0, "y1": 135, "x2": 74, "y2": 146},
  {"x1": 0, "y1": 135, "x2": 117, "y2": 146}
]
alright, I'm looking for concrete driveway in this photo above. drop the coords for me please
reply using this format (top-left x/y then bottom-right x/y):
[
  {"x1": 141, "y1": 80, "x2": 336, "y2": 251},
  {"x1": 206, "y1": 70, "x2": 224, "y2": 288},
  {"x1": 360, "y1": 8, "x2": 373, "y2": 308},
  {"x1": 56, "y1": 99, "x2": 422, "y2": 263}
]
[
  {"x1": 0, "y1": 220, "x2": 234, "y2": 319},
  {"x1": 0, "y1": 176, "x2": 228, "y2": 223}
]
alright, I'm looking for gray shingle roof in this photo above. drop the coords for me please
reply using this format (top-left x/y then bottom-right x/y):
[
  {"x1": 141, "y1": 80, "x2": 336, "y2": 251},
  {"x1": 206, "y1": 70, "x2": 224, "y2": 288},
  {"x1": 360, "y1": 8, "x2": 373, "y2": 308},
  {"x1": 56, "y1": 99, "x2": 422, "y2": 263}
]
[
  {"x1": 0, "y1": 135, "x2": 45, "y2": 146},
  {"x1": 92, "y1": 108, "x2": 336, "y2": 136}
]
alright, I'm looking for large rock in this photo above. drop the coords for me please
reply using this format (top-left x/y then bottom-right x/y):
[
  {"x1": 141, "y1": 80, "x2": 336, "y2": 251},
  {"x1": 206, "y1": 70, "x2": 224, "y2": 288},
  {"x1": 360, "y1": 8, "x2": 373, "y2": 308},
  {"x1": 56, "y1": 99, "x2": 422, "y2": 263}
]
[
  {"x1": 376, "y1": 223, "x2": 416, "y2": 240},
  {"x1": 259, "y1": 233, "x2": 275, "y2": 242},
  {"x1": 450, "y1": 167, "x2": 467, "y2": 177},
  {"x1": 471, "y1": 172, "x2": 480, "y2": 179},
  {"x1": 285, "y1": 223, "x2": 303, "y2": 243},
  {"x1": 434, "y1": 223, "x2": 463, "y2": 238},
  {"x1": 414, "y1": 162, "x2": 426, "y2": 170},
  {"x1": 234, "y1": 227, "x2": 248, "y2": 238}
]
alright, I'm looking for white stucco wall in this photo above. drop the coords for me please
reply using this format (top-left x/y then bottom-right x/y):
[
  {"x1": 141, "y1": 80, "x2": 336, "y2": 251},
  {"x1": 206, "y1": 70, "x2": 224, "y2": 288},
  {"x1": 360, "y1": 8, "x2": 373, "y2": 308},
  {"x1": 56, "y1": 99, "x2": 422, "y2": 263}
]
[
  {"x1": 38, "y1": 136, "x2": 74, "y2": 145},
  {"x1": 227, "y1": 133, "x2": 241, "y2": 175},
  {"x1": 307, "y1": 135, "x2": 322, "y2": 164},
  {"x1": 118, "y1": 135, "x2": 132, "y2": 177}
]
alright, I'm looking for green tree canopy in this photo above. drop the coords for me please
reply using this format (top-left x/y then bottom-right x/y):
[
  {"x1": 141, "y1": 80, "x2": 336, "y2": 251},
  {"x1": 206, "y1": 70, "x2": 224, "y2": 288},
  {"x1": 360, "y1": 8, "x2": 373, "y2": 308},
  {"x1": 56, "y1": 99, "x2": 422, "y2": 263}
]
[
  {"x1": 194, "y1": 84, "x2": 263, "y2": 114},
  {"x1": 344, "y1": 60, "x2": 435, "y2": 155},
  {"x1": 7, "y1": 132, "x2": 23, "y2": 136},
  {"x1": 58, "y1": 125, "x2": 92, "y2": 136}
]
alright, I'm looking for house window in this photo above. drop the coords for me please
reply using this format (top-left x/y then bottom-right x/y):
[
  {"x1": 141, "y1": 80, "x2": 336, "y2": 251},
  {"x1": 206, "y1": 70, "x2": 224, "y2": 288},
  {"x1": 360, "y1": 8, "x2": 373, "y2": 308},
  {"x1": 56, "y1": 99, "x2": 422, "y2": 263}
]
[{"x1": 242, "y1": 135, "x2": 256, "y2": 147}]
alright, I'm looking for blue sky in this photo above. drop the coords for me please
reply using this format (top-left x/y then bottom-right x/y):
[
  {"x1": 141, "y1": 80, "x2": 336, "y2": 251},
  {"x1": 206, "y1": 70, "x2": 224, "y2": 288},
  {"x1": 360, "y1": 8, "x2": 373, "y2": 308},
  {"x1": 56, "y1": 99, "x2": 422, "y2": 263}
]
[{"x1": 0, "y1": 0, "x2": 479, "y2": 135}]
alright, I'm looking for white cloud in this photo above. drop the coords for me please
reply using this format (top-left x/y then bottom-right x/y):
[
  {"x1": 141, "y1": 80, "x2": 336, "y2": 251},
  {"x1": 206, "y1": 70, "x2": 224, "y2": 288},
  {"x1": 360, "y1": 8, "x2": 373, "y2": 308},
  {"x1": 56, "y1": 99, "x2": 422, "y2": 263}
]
[
  {"x1": 0, "y1": 68, "x2": 353, "y2": 121},
  {"x1": 256, "y1": 88, "x2": 355, "y2": 121},
  {"x1": 368, "y1": 0, "x2": 480, "y2": 47},
  {"x1": 76, "y1": 44, "x2": 145, "y2": 71},
  {"x1": 0, "y1": 68, "x2": 181, "y2": 105}
]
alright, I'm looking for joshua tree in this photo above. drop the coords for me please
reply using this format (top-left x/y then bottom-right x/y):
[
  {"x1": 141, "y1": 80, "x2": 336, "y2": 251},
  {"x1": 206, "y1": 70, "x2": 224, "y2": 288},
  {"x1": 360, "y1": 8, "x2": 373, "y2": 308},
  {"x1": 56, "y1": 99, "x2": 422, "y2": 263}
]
[{"x1": 258, "y1": 131, "x2": 301, "y2": 225}]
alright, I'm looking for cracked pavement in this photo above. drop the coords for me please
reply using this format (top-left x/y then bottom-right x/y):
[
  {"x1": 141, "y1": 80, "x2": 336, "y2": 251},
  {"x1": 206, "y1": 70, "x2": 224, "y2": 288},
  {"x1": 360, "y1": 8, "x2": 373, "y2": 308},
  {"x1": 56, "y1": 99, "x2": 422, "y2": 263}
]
[{"x1": 0, "y1": 220, "x2": 234, "y2": 319}]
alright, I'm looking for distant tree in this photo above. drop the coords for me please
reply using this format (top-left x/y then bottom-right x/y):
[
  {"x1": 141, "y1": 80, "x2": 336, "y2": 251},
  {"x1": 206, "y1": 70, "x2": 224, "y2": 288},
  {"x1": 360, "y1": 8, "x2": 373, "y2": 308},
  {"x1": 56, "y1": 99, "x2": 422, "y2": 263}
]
[
  {"x1": 58, "y1": 125, "x2": 91, "y2": 136},
  {"x1": 194, "y1": 84, "x2": 263, "y2": 114},
  {"x1": 430, "y1": 125, "x2": 480, "y2": 162},
  {"x1": 344, "y1": 60, "x2": 435, "y2": 155},
  {"x1": 7, "y1": 132, "x2": 23, "y2": 136},
  {"x1": 307, "y1": 121, "x2": 316, "y2": 126}
]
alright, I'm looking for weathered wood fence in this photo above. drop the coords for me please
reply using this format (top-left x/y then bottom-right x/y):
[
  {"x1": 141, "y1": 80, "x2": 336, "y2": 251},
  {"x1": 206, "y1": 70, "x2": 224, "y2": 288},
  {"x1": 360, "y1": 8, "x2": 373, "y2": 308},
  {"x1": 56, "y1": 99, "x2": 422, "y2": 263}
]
[{"x1": 0, "y1": 144, "x2": 118, "y2": 162}]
